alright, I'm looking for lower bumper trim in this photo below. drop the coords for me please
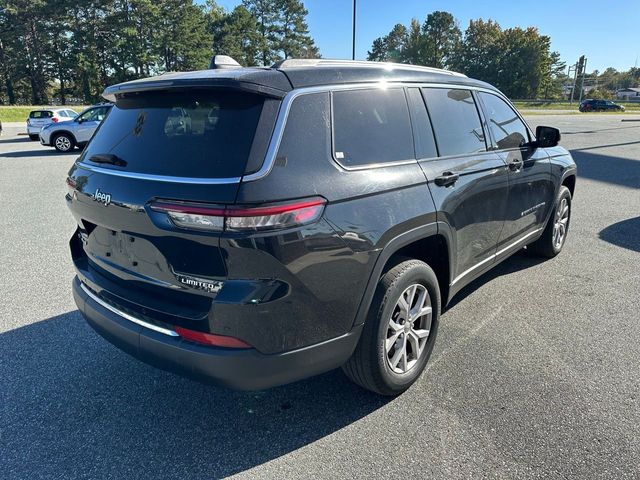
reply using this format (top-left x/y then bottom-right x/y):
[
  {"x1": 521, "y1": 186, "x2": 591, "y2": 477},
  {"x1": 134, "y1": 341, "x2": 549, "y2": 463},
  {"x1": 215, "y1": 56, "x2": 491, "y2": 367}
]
[
  {"x1": 80, "y1": 282, "x2": 178, "y2": 337},
  {"x1": 73, "y1": 276, "x2": 362, "y2": 390}
]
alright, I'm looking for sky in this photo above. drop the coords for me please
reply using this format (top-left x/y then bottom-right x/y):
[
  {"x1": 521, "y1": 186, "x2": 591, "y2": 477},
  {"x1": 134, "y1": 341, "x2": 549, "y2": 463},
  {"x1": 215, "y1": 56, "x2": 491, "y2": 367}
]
[{"x1": 214, "y1": 0, "x2": 639, "y2": 73}]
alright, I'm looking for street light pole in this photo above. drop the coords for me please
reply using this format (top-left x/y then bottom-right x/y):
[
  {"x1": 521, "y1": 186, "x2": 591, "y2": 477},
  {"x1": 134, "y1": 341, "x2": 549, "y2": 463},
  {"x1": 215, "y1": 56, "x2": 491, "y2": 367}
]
[{"x1": 352, "y1": 0, "x2": 356, "y2": 60}]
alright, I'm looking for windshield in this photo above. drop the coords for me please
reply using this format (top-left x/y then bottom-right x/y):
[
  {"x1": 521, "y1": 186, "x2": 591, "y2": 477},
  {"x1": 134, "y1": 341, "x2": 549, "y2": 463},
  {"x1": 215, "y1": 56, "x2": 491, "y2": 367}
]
[{"x1": 80, "y1": 90, "x2": 265, "y2": 178}]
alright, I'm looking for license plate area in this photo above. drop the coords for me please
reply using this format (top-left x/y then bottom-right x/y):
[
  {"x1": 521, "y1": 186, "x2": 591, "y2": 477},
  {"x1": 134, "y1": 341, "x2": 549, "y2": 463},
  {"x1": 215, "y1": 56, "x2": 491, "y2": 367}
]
[{"x1": 84, "y1": 227, "x2": 174, "y2": 284}]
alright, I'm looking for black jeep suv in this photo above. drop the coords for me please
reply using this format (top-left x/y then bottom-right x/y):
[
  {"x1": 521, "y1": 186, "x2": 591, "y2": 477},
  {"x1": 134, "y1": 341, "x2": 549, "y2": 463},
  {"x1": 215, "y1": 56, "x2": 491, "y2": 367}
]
[{"x1": 67, "y1": 58, "x2": 576, "y2": 395}]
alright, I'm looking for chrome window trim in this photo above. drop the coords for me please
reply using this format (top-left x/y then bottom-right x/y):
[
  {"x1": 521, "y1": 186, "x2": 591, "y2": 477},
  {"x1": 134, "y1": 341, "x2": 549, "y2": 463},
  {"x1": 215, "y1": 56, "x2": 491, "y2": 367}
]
[
  {"x1": 450, "y1": 227, "x2": 543, "y2": 286},
  {"x1": 244, "y1": 81, "x2": 507, "y2": 181},
  {"x1": 74, "y1": 162, "x2": 242, "y2": 185},
  {"x1": 80, "y1": 282, "x2": 180, "y2": 337},
  {"x1": 76, "y1": 81, "x2": 510, "y2": 184}
]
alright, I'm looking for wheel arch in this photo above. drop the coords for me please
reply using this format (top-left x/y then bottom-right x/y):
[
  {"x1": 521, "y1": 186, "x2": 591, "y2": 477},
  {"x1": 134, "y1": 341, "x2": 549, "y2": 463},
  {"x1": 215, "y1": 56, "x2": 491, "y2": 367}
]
[
  {"x1": 562, "y1": 173, "x2": 576, "y2": 197},
  {"x1": 51, "y1": 129, "x2": 77, "y2": 144},
  {"x1": 352, "y1": 223, "x2": 452, "y2": 327}
]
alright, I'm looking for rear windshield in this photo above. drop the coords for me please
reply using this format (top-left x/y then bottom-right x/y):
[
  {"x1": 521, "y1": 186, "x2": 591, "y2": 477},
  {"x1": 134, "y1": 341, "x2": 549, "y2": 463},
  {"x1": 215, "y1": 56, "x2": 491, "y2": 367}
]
[
  {"x1": 29, "y1": 111, "x2": 53, "y2": 118},
  {"x1": 80, "y1": 90, "x2": 265, "y2": 178}
]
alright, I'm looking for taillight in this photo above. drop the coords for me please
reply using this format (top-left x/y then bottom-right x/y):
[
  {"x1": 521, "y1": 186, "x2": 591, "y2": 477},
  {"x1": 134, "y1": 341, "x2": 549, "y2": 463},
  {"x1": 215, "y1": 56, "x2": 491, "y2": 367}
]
[
  {"x1": 52, "y1": 117, "x2": 59, "y2": 123},
  {"x1": 150, "y1": 198, "x2": 326, "y2": 232},
  {"x1": 174, "y1": 326, "x2": 252, "y2": 349}
]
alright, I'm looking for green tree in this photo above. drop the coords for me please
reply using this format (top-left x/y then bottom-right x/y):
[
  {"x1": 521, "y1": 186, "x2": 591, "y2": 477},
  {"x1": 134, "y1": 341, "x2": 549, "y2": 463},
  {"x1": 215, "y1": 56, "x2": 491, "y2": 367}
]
[
  {"x1": 277, "y1": 0, "x2": 319, "y2": 59},
  {"x1": 366, "y1": 24, "x2": 406, "y2": 62},
  {"x1": 243, "y1": 0, "x2": 281, "y2": 65},
  {"x1": 498, "y1": 26, "x2": 553, "y2": 98},
  {"x1": 451, "y1": 19, "x2": 503, "y2": 85},
  {"x1": 421, "y1": 11, "x2": 461, "y2": 68},
  {"x1": 0, "y1": 0, "x2": 324, "y2": 104},
  {"x1": 367, "y1": 37, "x2": 387, "y2": 61},
  {"x1": 212, "y1": 5, "x2": 264, "y2": 66},
  {"x1": 400, "y1": 19, "x2": 423, "y2": 64},
  {"x1": 157, "y1": 0, "x2": 212, "y2": 72}
]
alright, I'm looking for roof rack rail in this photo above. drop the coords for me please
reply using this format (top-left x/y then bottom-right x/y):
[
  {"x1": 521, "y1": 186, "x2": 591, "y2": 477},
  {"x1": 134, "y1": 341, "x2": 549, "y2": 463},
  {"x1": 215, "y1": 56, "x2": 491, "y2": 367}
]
[{"x1": 272, "y1": 58, "x2": 467, "y2": 77}]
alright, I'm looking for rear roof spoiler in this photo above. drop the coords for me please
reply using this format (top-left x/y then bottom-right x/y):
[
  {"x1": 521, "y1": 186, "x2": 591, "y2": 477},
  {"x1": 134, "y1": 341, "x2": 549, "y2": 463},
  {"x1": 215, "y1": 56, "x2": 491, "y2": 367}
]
[{"x1": 102, "y1": 79, "x2": 289, "y2": 102}]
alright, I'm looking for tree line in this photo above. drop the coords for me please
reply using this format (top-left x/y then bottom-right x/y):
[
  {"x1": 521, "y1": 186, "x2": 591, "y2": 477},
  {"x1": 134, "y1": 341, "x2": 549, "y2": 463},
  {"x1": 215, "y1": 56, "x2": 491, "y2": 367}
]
[
  {"x1": 367, "y1": 12, "x2": 565, "y2": 99},
  {"x1": 0, "y1": 0, "x2": 318, "y2": 105},
  {"x1": 368, "y1": 11, "x2": 639, "y2": 100}
]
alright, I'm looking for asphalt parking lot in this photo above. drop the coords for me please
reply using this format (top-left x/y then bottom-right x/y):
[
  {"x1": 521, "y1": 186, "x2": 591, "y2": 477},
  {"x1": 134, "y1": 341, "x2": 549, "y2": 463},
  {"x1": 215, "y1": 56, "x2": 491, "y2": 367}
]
[{"x1": 1, "y1": 115, "x2": 639, "y2": 479}]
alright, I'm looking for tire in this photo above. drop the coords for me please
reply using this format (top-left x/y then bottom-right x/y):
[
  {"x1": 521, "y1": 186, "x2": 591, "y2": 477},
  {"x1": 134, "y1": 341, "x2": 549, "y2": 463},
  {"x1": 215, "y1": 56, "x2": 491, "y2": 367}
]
[
  {"x1": 528, "y1": 186, "x2": 572, "y2": 258},
  {"x1": 342, "y1": 259, "x2": 440, "y2": 395},
  {"x1": 53, "y1": 133, "x2": 75, "y2": 152},
  {"x1": 28, "y1": 134, "x2": 39, "y2": 141}
]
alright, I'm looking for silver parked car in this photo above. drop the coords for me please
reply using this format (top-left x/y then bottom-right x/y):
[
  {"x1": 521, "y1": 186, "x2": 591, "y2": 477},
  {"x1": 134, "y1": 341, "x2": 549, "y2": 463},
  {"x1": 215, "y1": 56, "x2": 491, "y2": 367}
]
[
  {"x1": 39, "y1": 104, "x2": 112, "y2": 152},
  {"x1": 27, "y1": 108, "x2": 78, "y2": 140}
]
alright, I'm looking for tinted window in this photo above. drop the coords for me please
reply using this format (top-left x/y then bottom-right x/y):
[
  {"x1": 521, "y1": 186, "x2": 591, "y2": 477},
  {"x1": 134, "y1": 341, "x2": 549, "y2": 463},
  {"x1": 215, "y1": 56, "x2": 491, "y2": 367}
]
[
  {"x1": 422, "y1": 88, "x2": 486, "y2": 156},
  {"x1": 29, "y1": 110, "x2": 53, "y2": 119},
  {"x1": 78, "y1": 106, "x2": 110, "y2": 123},
  {"x1": 80, "y1": 90, "x2": 265, "y2": 178},
  {"x1": 279, "y1": 93, "x2": 331, "y2": 163},
  {"x1": 407, "y1": 88, "x2": 437, "y2": 159},
  {"x1": 332, "y1": 88, "x2": 413, "y2": 167},
  {"x1": 478, "y1": 92, "x2": 529, "y2": 150}
]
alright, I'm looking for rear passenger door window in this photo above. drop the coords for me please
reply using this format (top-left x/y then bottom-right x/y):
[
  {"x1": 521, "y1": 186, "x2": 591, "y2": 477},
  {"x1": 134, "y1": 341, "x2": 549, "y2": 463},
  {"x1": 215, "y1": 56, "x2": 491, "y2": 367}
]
[
  {"x1": 421, "y1": 88, "x2": 486, "y2": 157},
  {"x1": 332, "y1": 88, "x2": 414, "y2": 167},
  {"x1": 478, "y1": 92, "x2": 530, "y2": 150}
]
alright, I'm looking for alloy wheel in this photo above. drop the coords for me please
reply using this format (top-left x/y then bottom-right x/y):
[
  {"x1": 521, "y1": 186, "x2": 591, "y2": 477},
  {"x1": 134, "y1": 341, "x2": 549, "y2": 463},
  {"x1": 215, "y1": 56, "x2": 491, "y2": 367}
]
[
  {"x1": 553, "y1": 197, "x2": 569, "y2": 249},
  {"x1": 55, "y1": 136, "x2": 72, "y2": 152},
  {"x1": 385, "y1": 283, "x2": 432, "y2": 374}
]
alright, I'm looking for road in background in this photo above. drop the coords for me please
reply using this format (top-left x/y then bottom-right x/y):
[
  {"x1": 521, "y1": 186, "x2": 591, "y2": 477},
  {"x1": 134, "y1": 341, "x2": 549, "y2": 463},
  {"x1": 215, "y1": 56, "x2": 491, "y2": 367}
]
[{"x1": 1, "y1": 115, "x2": 639, "y2": 479}]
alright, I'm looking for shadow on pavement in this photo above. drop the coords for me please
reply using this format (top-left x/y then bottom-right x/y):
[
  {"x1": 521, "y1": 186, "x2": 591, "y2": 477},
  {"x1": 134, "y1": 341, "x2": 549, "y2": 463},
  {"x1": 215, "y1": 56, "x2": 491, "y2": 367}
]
[
  {"x1": 0, "y1": 136, "x2": 31, "y2": 144},
  {"x1": 599, "y1": 216, "x2": 640, "y2": 253},
  {"x1": 0, "y1": 148, "x2": 77, "y2": 158},
  {"x1": 1, "y1": 311, "x2": 388, "y2": 479},
  {"x1": 446, "y1": 250, "x2": 546, "y2": 311},
  {"x1": 569, "y1": 149, "x2": 640, "y2": 189}
]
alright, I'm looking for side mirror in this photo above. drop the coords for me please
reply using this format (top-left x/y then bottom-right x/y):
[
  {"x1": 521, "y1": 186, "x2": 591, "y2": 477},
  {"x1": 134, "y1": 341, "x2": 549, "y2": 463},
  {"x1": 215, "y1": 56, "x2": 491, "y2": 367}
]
[{"x1": 535, "y1": 125, "x2": 561, "y2": 148}]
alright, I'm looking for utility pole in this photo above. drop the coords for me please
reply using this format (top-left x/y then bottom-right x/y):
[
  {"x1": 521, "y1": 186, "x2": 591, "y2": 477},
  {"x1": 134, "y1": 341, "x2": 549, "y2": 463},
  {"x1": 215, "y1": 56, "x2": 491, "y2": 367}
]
[
  {"x1": 569, "y1": 55, "x2": 586, "y2": 104},
  {"x1": 578, "y1": 56, "x2": 587, "y2": 104},
  {"x1": 352, "y1": 0, "x2": 357, "y2": 60},
  {"x1": 569, "y1": 63, "x2": 578, "y2": 103}
]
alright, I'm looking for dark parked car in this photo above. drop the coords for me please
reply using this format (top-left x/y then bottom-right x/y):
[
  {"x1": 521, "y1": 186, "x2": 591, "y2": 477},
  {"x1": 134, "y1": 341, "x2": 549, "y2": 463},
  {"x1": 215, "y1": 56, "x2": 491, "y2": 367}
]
[
  {"x1": 66, "y1": 58, "x2": 577, "y2": 395},
  {"x1": 579, "y1": 99, "x2": 625, "y2": 112}
]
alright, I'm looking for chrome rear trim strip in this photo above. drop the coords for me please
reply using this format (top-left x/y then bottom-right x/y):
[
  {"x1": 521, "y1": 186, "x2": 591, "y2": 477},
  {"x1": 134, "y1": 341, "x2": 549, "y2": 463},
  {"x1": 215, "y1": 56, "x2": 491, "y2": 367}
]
[
  {"x1": 80, "y1": 283, "x2": 179, "y2": 337},
  {"x1": 74, "y1": 162, "x2": 242, "y2": 185}
]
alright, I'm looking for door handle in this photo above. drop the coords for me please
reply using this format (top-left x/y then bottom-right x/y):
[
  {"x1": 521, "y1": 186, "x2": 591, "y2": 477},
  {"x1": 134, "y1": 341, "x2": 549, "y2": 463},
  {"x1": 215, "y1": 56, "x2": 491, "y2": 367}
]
[
  {"x1": 508, "y1": 159, "x2": 523, "y2": 171},
  {"x1": 434, "y1": 171, "x2": 459, "y2": 187}
]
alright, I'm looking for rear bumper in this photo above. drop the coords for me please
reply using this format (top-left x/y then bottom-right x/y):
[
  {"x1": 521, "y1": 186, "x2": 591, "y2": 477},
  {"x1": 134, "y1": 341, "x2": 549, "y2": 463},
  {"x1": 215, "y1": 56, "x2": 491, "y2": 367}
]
[{"x1": 73, "y1": 276, "x2": 362, "y2": 390}]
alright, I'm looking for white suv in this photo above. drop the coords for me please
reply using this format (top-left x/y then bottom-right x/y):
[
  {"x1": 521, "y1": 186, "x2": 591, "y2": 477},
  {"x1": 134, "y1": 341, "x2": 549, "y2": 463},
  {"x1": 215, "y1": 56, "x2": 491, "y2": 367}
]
[
  {"x1": 26, "y1": 108, "x2": 78, "y2": 140},
  {"x1": 39, "y1": 104, "x2": 112, "y2": 152}
]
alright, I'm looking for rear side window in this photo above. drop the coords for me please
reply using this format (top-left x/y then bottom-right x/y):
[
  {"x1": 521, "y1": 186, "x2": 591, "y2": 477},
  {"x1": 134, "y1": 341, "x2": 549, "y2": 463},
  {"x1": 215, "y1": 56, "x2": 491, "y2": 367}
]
[
  {"x1": 29, "y1": 111, "x2": 53, "y2": 119},
  {"x1": 332, "y1": 88, "x2": 413, "y2": 167},
  {"x1": 478, "y1": 92, "x2": 530, "y2": 150},
  {"x1": 80, "y1": 90, "x2": 265, "y2": 178},
  {"x1": 422, "y1": 88, "x2": 486, "y2": 157}
]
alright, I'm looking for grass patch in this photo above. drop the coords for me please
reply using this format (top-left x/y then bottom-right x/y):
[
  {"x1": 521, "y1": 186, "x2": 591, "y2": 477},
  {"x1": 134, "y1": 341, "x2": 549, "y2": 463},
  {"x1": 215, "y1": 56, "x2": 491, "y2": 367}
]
[
  {"x1": 513, "y1": 101, "x2": 640, "y2": 112},
  {"x1": 0, "y1": 105, "x2": 88, "y2": 122}
]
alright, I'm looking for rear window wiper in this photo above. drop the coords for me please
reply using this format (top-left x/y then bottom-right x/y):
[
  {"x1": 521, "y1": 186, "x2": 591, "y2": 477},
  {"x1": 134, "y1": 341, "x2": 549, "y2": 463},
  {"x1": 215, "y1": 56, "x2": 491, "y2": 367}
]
[{"x1": 89, "y1": 154, "x2": 127, "y2": 167}]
